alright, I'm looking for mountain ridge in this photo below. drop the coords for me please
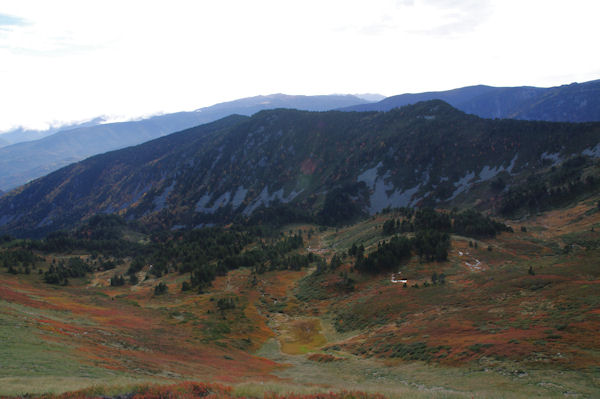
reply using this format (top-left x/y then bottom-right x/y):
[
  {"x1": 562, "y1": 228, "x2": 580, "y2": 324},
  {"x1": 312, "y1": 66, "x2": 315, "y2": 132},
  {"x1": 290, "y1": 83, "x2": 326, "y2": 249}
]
[
  {"x1": 1, "y1": 100, "x2": 599, "y2": 237},
  {"x1": 0, "y1": 94, "x2": 370, "y2": 191},
  {"x1": 0, "y1": 117, "x2": 108, "y2": 147},
  {"x1": 339, "y1": 80, "x2": 600, "y2": 122},
  {"x1": 2, "y1": 79, "x2": 599, "y2": 192}
]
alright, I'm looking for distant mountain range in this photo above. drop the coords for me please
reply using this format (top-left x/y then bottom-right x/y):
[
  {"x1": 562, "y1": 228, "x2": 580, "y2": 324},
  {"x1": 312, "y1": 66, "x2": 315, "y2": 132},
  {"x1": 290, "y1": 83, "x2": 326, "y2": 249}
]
[
  {"x1": 1, "y1": 79, "x2": 598, "y2": 193},
  {"x1": 0, "y1": 117, "x2": 109, "y2": 147},
  {"x1": 0, "y1": 94, "x2": 370, "y2": 191},
  {"x1": 1, "y1": 100, "x2": 599, "y2": 237},
  {"x1": 340, "y1": 80, "x2": 600, "y2": 122}
]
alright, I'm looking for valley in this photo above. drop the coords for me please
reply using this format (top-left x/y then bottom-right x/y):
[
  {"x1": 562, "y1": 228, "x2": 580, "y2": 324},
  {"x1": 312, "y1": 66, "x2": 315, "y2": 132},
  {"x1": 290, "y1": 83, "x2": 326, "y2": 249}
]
[
  {"x1": 3, "y1": 1, "x2": 599, "y2": 397},
  {"x1": 1, "y1": 197, "x2": 599, "y2": 398}
]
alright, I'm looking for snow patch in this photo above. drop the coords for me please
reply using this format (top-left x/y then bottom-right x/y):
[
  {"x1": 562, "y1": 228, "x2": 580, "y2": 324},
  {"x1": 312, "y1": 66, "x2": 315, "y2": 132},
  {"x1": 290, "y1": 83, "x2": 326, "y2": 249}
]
[
  {"x1": 153, "y1": 181, "x2": 176, "y2": 212},
  {"x1": 360, "y1": 167, "x2": 422, "y2": 213},
  {"x1": 195, "y1": 191, "x2": 232, "y2": 214},
  {"x1": 231, "y1": 186, "x2": 248, "y2": 209},
  {"x1": 243, "y1": 186, "x2": 303, "y2": 216},
  {"x1": 357, "y1": 162, "x2": 383, "y2": 190},
  {"x1": 194, "y1": 223, "x2": 215, "y2": 229},
  {"x1": 195, "y1": 194, "x2": 212, "y2": 210},
  {"x1": 370, "y1": 182, "x2": 421, "y2": 214},
  {"x1": 36, "y1": 216, "x2": 54, "y2": 228},
  {"x1": 583, "y1": 143, "x2": 600, "y2": 158},
  {"x1": 208, "y1": 147, "x2": 224, "y2": 171},
  {"x1": 479, "y1": 165, "x2": 504, "y2": 181},
  {"x1": 359, "y1": 163, "x2": 424, "y2": 213},
  {"x1": 507, "y1": 154, "x2": 518, "y2": 173},
  {"x1": 449, "y1": 171, "x2": 476, "y2": 200},
  {"x1": 212, "y1": 192, "x2": 231, "y2": 212},
  {"x1": 0, "y1": 214, "x2": 18, "y2": 227},
  {"x1": 368, "y1": 172, "x2": 394, "y2": 213},
  {"x1": 478, "y1": 154, "x2": 519, "y2": 182},
  {"x1": 541, "y1": 152, "x2": 562, "y2": 166}
]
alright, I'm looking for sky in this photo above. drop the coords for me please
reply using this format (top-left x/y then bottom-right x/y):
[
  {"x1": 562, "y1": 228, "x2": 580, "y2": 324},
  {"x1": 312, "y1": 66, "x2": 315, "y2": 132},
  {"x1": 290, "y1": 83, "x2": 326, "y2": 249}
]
[{"x1": 1, "y1": 0, "x2": 599, "y2": 132}]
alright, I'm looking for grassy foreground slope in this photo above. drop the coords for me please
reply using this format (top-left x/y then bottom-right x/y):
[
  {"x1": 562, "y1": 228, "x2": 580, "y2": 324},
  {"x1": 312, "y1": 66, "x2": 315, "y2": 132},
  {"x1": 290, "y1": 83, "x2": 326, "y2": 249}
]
[{"x1": 1, "y1": 200, "x2": 599, "y2": 398}]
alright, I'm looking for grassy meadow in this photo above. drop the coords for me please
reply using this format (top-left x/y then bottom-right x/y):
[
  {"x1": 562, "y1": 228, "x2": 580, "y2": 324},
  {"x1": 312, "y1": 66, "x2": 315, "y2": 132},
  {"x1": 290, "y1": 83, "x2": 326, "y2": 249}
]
[{"x1": 1, "y1": 200, "x2": 599, "y2": 398}]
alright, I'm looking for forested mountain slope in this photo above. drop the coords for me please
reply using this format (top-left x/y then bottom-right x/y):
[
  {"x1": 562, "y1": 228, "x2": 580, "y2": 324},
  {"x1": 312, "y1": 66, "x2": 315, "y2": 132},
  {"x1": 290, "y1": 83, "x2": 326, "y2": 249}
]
[
  {"x1": 0, "y1": 94, "x2": 369, "y2": 191},
  {"x1": 1, "y1": 100, "x2": 599, "y2": 237}
]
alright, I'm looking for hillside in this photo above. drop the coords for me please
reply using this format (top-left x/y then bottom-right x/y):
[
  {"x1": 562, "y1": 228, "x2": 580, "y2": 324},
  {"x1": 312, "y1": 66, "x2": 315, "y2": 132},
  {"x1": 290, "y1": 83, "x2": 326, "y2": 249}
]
[
  {"x1": 1, "y1": 100, "x2": 599, "y2": 238},
  {"x1": 0, "y1": 94, "x2": 369, "y2": 191},
  {"x1": 340, "y1": 79, "x2": 600, "y2": 122},
  {"x1": 0, "y1": 197, "x2": 599, "y2": 398}
]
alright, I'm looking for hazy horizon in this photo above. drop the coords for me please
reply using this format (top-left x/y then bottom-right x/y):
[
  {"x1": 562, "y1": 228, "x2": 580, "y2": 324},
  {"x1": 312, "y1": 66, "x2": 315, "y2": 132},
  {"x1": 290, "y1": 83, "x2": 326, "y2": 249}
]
[{"x1": 1, "y1": 0, "x2": 599, "y2": 132}]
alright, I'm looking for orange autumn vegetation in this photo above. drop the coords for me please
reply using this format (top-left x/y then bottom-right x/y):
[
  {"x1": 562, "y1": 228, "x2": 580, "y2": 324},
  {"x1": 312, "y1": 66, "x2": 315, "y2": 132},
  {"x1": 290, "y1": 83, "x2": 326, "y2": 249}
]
[
  {"x1": 1, "y1": 198, "x2": 599, "y2": 397},
  {"x1": 0, "y1": 269, "x2": 279, "y2": 382},
  {"x1": 305, "y1": 202, "x2": 600, "y2": 368}
]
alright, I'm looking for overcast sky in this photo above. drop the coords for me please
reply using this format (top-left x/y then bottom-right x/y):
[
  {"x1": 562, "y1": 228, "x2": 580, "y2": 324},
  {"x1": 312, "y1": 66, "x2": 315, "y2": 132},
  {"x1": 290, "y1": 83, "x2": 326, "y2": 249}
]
[{"x1": 1, "y1": 0, "x2": 599, "y2": 132}]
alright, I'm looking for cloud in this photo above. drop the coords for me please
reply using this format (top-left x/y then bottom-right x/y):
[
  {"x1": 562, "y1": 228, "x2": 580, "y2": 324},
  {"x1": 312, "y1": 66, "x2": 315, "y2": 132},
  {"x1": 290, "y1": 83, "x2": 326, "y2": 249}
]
[
  {"x1": 0, "y1": 13, "x2": 26, "y2": 27},
  {"x1": 0, "y1": 8, "x2": 108, "y2": 56},
  {"x1": 412, "y1": 0, "x2": 494, "y2": 36},
  {"x1": 353, "y1": 0, "x2": 493, "y2": 37}
]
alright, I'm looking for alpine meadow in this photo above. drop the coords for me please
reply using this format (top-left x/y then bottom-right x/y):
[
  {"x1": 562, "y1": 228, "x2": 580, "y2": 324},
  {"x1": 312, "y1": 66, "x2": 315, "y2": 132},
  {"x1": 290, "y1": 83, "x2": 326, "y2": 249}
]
[{"x1": 1, "y1": 1, "x2": 600, "y2": 398}]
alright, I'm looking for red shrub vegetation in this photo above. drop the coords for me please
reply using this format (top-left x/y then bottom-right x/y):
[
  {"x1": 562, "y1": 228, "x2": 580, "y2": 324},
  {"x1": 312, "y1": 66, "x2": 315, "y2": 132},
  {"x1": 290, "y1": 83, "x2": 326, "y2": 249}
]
[{"x1": 9, "y1": 382, "x2": 385, "y2": 399}]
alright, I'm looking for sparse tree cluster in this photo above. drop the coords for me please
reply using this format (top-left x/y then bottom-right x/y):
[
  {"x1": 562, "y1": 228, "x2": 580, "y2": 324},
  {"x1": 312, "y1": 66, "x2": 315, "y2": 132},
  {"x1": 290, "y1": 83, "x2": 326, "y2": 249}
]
[
  {"x1": 355, "y1": 236, "x2": 412, "y2": 274},
  {"x1": 0, "y1": 248, "x2": 41, "y2": 275},
  {"x1": 44, "y1": 257, "x2": 91, "y2": 285}
]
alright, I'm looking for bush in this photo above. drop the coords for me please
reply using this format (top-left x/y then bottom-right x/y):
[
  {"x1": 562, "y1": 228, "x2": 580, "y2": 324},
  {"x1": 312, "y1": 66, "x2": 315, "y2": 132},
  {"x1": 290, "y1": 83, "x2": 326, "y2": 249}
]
[
  {"x1": 154, "y1": 282, "x2": 168, "y2": 295},
  {"x1": 216, "y1": 297, "x2": 236, "y2": 312},
  {"x1": 110, "y1": 274, "x2": 125, "y2": 286}
]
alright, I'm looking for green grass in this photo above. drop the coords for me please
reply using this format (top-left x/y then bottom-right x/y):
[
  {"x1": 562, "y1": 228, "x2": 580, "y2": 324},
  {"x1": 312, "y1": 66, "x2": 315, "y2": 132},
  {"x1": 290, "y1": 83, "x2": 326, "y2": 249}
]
[
  {"x1": 0, "y1": 300, "x2": 149, "y2": 396},
  {"x1": 255, "y1": 339, "x2": 600, "y2": 399}
]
